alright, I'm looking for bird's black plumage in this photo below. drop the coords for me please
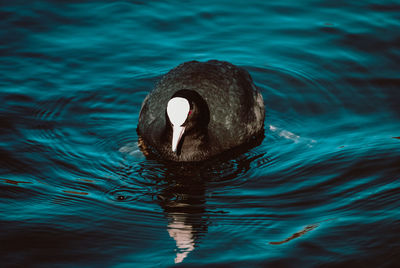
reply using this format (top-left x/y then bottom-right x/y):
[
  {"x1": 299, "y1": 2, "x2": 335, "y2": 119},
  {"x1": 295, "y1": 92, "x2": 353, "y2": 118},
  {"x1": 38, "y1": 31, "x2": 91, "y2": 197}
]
[{"x1": 137, "y1": 60, "x2": 265, "y2": 162}]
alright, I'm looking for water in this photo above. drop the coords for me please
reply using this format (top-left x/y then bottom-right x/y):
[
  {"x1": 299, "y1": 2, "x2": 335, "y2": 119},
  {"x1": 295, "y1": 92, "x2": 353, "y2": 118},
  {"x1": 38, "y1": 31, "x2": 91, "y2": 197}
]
[{"x1": 1, "y1": 0, "x2": 399, "y2": 267}]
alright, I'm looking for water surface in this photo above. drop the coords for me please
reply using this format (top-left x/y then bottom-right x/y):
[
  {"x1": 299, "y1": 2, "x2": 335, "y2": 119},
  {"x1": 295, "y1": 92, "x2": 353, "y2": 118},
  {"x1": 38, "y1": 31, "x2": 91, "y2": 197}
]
[{"x1": 1, "y1": 0, "x2": 400, "y2": 267}]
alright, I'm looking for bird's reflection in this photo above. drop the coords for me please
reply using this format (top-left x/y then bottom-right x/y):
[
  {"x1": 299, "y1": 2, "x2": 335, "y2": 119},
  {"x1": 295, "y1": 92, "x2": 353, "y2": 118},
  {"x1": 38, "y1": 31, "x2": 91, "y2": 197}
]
[
  {"x1": 167, "y1": 213, "x2": 195, "y2": 263},
  {"x1": 156, "y1": 174, "x2": 207, "y2": 264}
]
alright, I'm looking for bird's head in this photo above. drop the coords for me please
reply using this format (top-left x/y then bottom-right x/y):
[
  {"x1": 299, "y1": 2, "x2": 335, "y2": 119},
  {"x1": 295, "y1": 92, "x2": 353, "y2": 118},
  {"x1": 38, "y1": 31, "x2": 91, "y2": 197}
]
[{"x1": 166, "y1": 89, "x2": 209, "y2": 154}]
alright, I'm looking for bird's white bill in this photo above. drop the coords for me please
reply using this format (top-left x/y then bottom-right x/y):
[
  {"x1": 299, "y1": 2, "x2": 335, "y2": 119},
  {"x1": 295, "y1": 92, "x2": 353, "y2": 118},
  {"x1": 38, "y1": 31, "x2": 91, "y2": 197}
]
[{"x1": 172, "y1": 125, "x2": 185, "y2": 152}]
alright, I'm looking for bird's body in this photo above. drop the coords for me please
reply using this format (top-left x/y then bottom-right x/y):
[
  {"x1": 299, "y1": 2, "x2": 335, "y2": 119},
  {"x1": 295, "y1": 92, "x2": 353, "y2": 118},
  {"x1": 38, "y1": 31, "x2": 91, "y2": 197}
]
[{"x1": 137, "y1": 60, "x2": 265, "y2": 162}]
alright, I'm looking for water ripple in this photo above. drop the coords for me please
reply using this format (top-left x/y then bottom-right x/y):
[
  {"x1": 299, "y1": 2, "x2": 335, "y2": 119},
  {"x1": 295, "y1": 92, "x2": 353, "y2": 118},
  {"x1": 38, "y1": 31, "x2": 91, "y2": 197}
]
[{"x1": 1, "y1": 0, "x2": 400, "y2": 266}]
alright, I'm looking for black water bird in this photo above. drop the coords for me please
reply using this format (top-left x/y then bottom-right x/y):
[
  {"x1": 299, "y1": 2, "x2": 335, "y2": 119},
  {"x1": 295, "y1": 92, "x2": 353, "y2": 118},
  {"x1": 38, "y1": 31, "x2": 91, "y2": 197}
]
[{"x1": 137, "y1": 60, "x2": 265, "y2": 162}]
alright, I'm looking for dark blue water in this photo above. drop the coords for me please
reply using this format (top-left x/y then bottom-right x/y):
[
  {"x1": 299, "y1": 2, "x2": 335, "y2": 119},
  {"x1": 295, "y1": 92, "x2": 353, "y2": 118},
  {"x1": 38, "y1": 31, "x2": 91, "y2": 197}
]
[{"x1": 1, "y1": 1, "x2": 400, "y2": 267}]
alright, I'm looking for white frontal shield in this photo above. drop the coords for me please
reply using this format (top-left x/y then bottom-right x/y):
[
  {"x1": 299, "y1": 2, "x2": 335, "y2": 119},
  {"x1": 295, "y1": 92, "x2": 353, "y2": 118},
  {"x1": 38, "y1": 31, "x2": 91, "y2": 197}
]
[{"x1": 167, "y1": 97, "x2": 190, "y2": 152}]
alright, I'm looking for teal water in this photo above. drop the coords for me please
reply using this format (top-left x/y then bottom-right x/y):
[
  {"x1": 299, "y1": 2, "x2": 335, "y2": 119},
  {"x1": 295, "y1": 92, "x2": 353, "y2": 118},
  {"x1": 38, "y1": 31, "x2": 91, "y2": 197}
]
[{"x1": 1, "y1": 1, "x2": 400, "y2": 267}]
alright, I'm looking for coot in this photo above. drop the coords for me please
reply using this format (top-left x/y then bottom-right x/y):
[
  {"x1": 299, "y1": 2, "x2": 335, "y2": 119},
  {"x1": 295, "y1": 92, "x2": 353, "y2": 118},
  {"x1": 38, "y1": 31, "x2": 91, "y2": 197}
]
[{"x1": 137, "y1": 60, "x2": 265, "y2": 162}]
